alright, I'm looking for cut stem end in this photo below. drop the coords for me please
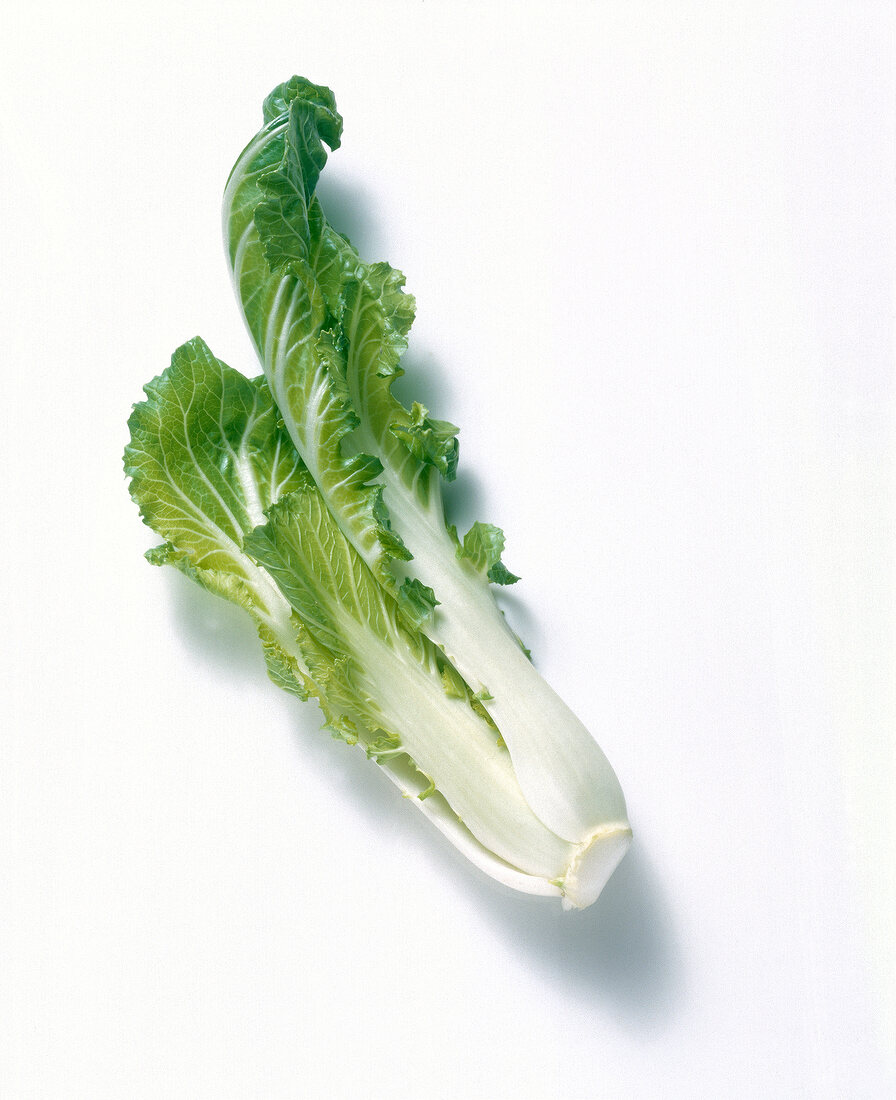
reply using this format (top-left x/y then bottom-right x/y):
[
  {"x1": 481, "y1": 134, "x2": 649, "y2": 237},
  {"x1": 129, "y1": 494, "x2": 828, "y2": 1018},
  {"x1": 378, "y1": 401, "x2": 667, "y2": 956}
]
[{"x1": 561, "y1": 823, "x2": 632, "y2": 910}]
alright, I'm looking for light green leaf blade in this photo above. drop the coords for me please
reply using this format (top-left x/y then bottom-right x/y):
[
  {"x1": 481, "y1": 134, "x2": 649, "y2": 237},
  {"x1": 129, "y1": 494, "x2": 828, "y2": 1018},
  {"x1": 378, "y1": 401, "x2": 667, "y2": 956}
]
[
  {"x1": 124, "y1": 336, "x2": 311, "y2": 696},
  {"x1": 125, "y1": 336, "x2": 307, "y2": 562},
  {"x1": 244, "y1": 480, "x2": 422, "y2": 665}
]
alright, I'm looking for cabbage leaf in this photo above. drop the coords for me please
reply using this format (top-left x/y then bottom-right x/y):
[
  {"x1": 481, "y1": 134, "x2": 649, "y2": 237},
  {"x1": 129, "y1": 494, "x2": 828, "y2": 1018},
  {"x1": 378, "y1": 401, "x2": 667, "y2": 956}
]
[{"x1": 126, "y1": 78, "x2": 632, "y2": 908}]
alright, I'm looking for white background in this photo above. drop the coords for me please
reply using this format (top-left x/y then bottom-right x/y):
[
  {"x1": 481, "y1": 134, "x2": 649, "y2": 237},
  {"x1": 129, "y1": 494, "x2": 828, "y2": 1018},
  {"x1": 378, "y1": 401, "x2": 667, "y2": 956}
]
[{"x1": 2, "y1": 2, "x2": 894, "y2": 1097}]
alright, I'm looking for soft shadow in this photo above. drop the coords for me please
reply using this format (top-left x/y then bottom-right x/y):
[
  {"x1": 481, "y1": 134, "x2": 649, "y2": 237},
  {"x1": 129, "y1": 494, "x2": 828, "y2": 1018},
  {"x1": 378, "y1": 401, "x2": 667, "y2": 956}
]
[
  {"x1": 390, "y1": 347, "x2": 458, "y2": 424},
  {"x1": 491, "y1": 587, "x2": 546, "y2": 656},
  {"x1": 162, "y1": 568, "x2": 263, "y2": 679},
  {"x1": 316, "y1": 176, "x2": 381, "y2": 259},
  {"x1": 484, "y1": 844, "x2": 681, "y2": 1032},
  {"x1": 275, "y1": 687, "x2": 681, "y2": 1032},
  {"x1": 164, "y1": 567, "x2": 682, "y2": 1030},
  {"x1": 159, "y1": 561, "x2": 408, "y2": 810},
  {"x1": 413, "y1": 815, "x2": 682, "y2": 1033},
  {"x1": 441, "y1": 467, "x2": 490, "y2": 536}
]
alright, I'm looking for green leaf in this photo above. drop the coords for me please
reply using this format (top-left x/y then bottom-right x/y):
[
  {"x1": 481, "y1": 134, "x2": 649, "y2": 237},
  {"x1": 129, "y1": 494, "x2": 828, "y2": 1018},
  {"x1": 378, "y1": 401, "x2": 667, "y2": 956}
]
[
  {"x1": 457, "y1": 522, "x2": 520, "y2": 586},
  {"x1": 334, "y1": 263, "x2": 457, "y2": 503},
  {"x1": 257, "y1": 619, "x2": 313, "y2": 702},
  {"x1": 255, "y1": 78, "x2": 343, "y2": 273},
  {"x1": 226, "y1": 89, "x2": 413, "y2": 587},
  {"x1": 124, "y1": 337, "x2": 311, "y2": 697},
  {"x1": 396, "y1": 577, "x2": 439, "y2": 630},
  {"x1": 224, "y1": 83, "x2": 465, "y2": 590},
  {"x1": 125, "y1": 337, "x2": 305, "y2": 590},
  {"x1": 262, "y1": 75, "x2": 342, "y2": 134},
  {"x1": 390, "y1": 403, "x2": 459, "y2": 482},
  {"x1": 243, "y1": 483, "x2": 460, "y2": 769},
  {"x1": 266, "y1": 307, "x2": 413, "y2": 583},
  {"x1": 244, "y1": 479, "x2": 421, "y2": 665}
]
